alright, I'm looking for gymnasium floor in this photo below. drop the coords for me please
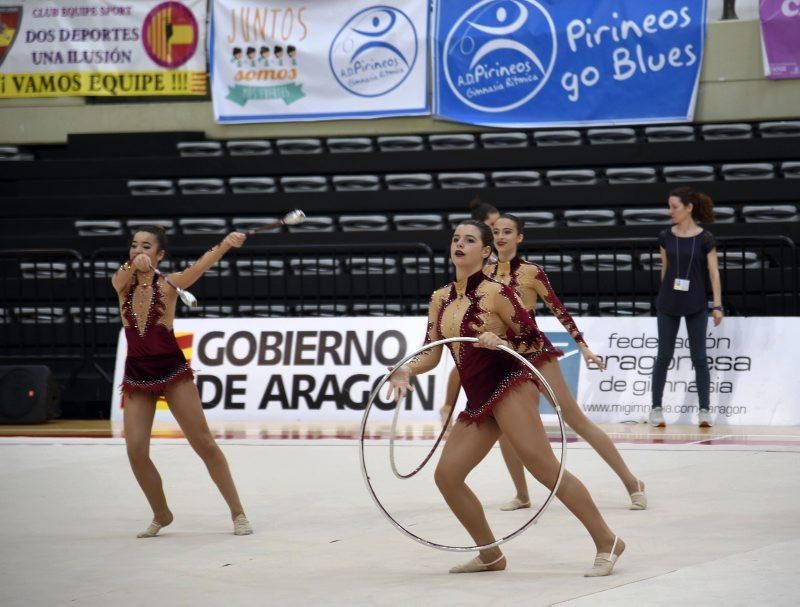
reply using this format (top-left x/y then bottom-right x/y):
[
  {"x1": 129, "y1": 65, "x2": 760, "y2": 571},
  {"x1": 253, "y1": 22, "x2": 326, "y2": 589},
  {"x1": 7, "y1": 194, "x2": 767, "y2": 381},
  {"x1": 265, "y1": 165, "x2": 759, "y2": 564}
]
[{"x1": 1, "y1": 421, "x2": 799, "y2": 606}]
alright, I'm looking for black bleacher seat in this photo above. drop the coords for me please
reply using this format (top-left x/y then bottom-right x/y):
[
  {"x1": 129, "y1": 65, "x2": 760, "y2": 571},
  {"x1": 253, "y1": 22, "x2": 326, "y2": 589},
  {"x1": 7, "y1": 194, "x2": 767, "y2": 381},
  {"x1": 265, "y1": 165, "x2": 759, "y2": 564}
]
[
  {"x1": 376, "y1": 135, "x2": 424, "y2": 152},
  {"x1": 177, "y1": 141, "x2": 223, "y2": 157},
  {"x1": 226, "y1": 140, "x2": 272, "y2": 155},
  {"x1": 287, "y1": 216, "x2": 335, "y2": 232},
  {"x1": 127, "y1": 219, "x2": 175, "y2": 234},
  {"x1": 720, "y1": 163, "x2": 775, "y2": 180},
  {"x1": 75, "y1": 220, "x2": 123, "y2": 236},
  {"x1": 428, "y1": 133, "x2": 476, "y2": 150},
  {"x1": 326, "y1": 137, "x2": 374, "y2": 153},
  {"x1": 178, "y1": 218, "x2": 227, "y2": 234},
  {"x1": 402, "y1": 256, "x2": 447, "y2": 274},
  {"x1": 580, "y1": 253, "x2": 633, "y2": 271},
  {"x1": 714, "y1": 206, "x2": 737, "y2": 223},
  {"x1": 394, "y1": 214, "x2": 444, "y2": 230},
  {"x1": 235, "y1": 259, "x2": 286, "y2": 276},
  {"x1": 759, "y1": 121, "x2": 800, "y2": 138},
  {"x1": 479, "y1": 132, "x2": 529, "y2": 148},
  {"x1": 385, "y1": 173, "x2": 434, "y2": 189},
  {"x1": 491, "y1": 170, "x2": 541, "y2": 187},
  {"x1": 70, "y1": 306, "x2": 120, "y2": 323},
  {"x1": 406, "y1": 302, "x2": 430, "y2": 315},
  {"x1": 332, "y1": 175, "x2": 380, "y2": 191},
  {"x1": 533, "y1": 130, "x2": 582, "y2": 146},
  {"x1": 231, "y1": 217, "x2": 281, "y2": 233},
  {"x1": 644, "y1": 125, "x2": 696, "y2": 142},
  {"x1": 0, "y1": 146, "x2": 33, "y2": 161},
  {"x1": 621, "y1": 208, "x2": 671, "y2": 225},
  {"x1": 718, "y1": 251, "x2": 765, "y2": 269},
  {"x1": 546, "y1": 169, "x2": 598, "y2": 186},
  {"x1": 514, "y1": 211, "x2": 556, "y2": 228},
  {"x1": 73, "y1": 261, "x2": 120, "y2": 277},
  {"x1": 446, "y1": 213, "x2": 471, "y2": 228},
  {"x1": 229, "y1": 177, "x2": 276, "y2": 193},
  {"x1": 352, "y1": 303, "x2": 404, "y2": 316},
  {"x1": 663, "y1": 165, "x2": 715, "y2": 181},
  {"x1": 564, "y1": 209, "x2": 616, "y2": 227},
  {"x1": 438, "y1": 172, "x2": 487, "y2": 189},
  {"x1": 275, "y1": 138, "x2": 323, "y2": 154},
  {"x1": 562, "y1": 301, "x2": 592, "y2": 315},
  {"x1": 280, "y1": 175, "x2": 329, "y2": 192},
  {"x1": 741, "y1": 204, "x2": 799, "y2": 222},
  {"x1": 294, "y1": 303, "x2": 349, "y2": 316},
  {"x1": 587, "y1": 128, "x2": 637, "y2": 144},
  {"x1": 237, "y1": 304, "x2": 290, "y2": 317},
  {"x1": 127, "y1": 179, "x2": 175, "y2": 195},
  {"x1": 701, "y1": 123, "x2": 753, "y2": 140},
  {"x1": 14, "y1": 306, "x2": 67, "y2": 323},
  {"x1": 187, "y1": 305, "x2": 234, "y2": 318},
  {"x1": 598, "y1": 300, "x2": 651, "y2": 316},
  {"x1": 606, "y1": 167, "x2": 657, "y2": 184},
  {"x1": 526, "y1": 254, "x2": 575, "y2": 271},
  {"x1": 177, "y1": 259, "x2": 231, "y2": 276},
  {"x1": 20, "y1": 262, "x2": 68, "y2": 279},
  {"x1": 639, "y1": 252, "x2": 662, "y2": 271},
  {"x1": 781, "y1": 161, "x2": 800, "y2": 178},
  {"x1": 178, "y1": 178, "x2": 226, "y2": 194},
  {"x1": 289, "y1": 257, "x2": 342, "y2": 275},
  {"x1": 348, "y1": 257, "x2": 399, "y2": 274},
  {"x1": 339, "y1": 215, "x2": 390, "y2": 231}
]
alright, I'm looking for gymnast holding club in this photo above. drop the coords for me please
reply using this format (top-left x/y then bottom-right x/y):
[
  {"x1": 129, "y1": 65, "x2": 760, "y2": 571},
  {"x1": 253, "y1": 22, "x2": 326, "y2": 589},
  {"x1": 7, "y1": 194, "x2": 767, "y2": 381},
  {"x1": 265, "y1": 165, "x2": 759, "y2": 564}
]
[{"x1": 111, "y1": 210, "x2": 304, "y2": 538}]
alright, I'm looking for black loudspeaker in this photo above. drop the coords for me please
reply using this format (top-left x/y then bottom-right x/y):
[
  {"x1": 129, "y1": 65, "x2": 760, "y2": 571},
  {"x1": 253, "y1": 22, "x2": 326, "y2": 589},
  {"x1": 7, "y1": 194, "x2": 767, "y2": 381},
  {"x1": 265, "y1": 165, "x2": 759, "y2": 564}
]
[{"x1": 0, "y1": 366, "x2": 61, "y2": 424}]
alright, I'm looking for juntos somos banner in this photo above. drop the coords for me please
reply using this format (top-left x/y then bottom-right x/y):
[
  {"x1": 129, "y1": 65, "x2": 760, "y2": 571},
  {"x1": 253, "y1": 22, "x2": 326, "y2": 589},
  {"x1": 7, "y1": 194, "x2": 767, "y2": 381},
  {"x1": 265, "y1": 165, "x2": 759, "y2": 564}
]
[
  {"x1": 0, "y1": 0, "x2": 207, "y2": 97},
  {"x1": 433, "y1": 0, "x2": 707, "y2": 127},
  {"x1": 112, "y1": 316, "x2": 800, "y2": 427},
  {"x1": 210, "y1": 0, "x2": 429, "y2": 123}
]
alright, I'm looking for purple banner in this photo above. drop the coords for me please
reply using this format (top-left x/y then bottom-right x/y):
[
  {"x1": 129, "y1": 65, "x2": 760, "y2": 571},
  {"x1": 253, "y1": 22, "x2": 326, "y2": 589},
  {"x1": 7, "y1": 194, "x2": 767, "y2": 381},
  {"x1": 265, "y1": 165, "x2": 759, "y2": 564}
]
[{"x1": 760, "y1": 0, "x2": 800, "y2": 79}]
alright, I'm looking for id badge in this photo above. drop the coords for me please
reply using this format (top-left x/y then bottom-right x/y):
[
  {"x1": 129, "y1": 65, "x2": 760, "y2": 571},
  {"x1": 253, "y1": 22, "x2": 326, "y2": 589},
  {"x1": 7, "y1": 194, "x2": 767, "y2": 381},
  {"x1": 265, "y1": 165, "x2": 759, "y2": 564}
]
[{"x1": 673, "y1": 278, "x2": 691, "y2": 292}]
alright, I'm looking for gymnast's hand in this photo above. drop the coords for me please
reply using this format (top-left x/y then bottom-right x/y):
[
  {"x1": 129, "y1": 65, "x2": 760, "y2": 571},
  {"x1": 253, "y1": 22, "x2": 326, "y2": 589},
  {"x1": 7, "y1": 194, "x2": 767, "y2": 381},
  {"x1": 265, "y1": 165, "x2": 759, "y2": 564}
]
[
  {"x1": 386, "y1": 364, "x2": 413, "y2": 403},
  {"x1": 580, "y1": 346, "x2": 606, "y2": 371},
  {"x1": 132, "y1": 253, "x2": 151, "y2": 272},
  {"x1": 224, "y1": 231, "x2": 247, "y2": 248},
  {"x1": 475, "y1": 332, "x2": 505, "y2": 350}
]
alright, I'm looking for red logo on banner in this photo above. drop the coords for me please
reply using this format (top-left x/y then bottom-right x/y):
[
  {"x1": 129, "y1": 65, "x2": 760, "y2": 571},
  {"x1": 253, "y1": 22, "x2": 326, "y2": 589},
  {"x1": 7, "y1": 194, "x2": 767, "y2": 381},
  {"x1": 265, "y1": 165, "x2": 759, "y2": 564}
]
[
  {"x1": 0, "y1": 6, "x2": 22, "y2": 69},
  {"x1": 142, "y1": 2, "x2": 198, "y2": 69}
]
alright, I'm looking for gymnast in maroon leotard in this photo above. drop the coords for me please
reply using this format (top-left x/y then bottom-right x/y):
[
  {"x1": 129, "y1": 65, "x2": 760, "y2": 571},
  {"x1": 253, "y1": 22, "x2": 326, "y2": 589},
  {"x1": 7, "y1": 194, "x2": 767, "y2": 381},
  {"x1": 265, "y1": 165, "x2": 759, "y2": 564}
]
[
  {"x1": 112, "y1": 224, "x2": 252, "y2": 538},
  {"x1": 388, "y1": 220, "x2": 625, "y2": 577}
]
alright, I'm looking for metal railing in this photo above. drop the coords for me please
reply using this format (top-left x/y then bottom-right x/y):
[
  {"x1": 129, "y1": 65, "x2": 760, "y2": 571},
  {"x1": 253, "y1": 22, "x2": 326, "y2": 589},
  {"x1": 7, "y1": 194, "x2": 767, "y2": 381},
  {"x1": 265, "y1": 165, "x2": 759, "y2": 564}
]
[{"x1": 1, "y1": 235, "x2": 797, "y2": 381}]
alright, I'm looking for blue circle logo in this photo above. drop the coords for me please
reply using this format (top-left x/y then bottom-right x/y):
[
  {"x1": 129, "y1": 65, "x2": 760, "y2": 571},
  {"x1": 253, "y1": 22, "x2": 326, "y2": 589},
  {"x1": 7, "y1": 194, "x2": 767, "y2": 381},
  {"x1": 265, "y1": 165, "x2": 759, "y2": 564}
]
[
  {"x1": 330, "y1": 5, "x2": 418, "y2": 98},
  {"x1": 443, "y1": 0, "x2": 556, "y2": 112}
]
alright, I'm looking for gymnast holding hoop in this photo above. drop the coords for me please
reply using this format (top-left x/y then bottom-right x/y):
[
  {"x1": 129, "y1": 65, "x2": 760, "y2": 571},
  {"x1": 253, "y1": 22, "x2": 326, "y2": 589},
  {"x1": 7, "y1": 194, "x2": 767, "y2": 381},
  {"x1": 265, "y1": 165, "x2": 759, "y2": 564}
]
[
  {"x1": 388, "y1": 220, "x2": 624, "y2": 576},
  {"x1": 484, "y1": 213, "x2": 647, "y2": 510},
  {"x1": 112, "y1": 225, "x2": 253, "y2": 538}
]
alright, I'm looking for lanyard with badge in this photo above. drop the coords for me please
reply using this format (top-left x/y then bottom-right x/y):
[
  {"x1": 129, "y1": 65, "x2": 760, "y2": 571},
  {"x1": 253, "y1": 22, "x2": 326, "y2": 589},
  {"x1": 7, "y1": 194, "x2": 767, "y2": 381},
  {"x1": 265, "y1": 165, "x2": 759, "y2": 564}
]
[{"x1": 673, "y1": 233, "x2": 695, "y2": 292}]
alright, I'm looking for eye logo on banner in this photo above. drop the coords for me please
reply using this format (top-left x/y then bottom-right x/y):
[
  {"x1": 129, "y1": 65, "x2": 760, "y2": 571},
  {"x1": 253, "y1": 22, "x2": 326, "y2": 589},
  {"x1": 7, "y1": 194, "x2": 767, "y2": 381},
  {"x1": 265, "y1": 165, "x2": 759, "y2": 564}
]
[
  {"x1": 0, "y1": 6, "x2": 22, "y2": 69},
  {"x1": 330, "y1": 5, "x2": 418, "y2": 97},
  {"x1": 142, "y1": 1, "x2": 199, "y2": 69},
  {"x1": 443, "y1": 0, "x2": 556, "y2": 112}
]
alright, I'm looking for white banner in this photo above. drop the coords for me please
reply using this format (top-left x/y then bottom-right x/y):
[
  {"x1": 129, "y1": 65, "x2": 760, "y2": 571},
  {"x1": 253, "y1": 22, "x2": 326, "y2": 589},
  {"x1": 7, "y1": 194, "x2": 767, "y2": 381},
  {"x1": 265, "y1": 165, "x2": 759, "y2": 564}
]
[
  {"x1": 0, "y1": 0, "x2": 207, "y2": 97},
  {"x1": 111, "y1": 316, "x2": 800, "y2": 426},
  {"x1": 210, "y1": 0, "x2": 429, "y2": 123}
]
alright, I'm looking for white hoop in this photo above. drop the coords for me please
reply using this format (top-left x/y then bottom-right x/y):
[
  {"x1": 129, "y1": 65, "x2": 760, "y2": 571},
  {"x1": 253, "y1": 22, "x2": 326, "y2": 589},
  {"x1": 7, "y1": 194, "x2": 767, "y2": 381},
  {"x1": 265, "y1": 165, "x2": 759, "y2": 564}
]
[{"x1": 359, "y1": 336, "x2": 568, "y2": 552}]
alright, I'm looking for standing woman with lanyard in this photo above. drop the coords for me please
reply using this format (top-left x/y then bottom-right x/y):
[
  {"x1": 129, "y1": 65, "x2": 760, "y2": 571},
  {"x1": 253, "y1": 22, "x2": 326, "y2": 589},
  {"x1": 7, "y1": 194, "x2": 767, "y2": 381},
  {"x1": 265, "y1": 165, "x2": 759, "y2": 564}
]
[{"x1": 649, "y1": 187, "x2": 724, "y2": 429}]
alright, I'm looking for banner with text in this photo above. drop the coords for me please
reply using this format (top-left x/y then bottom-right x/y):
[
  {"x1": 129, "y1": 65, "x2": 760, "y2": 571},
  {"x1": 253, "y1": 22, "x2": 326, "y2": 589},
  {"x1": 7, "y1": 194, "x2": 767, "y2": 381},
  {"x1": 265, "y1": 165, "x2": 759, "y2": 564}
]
[
  {"x1": 111, "y1": 317, "x2": 800, "y2": 427},
  {"x1": 210, "y1": 0, "x2": 429, "y2": 123},
  {"x1": 760, "y1": 0, "x2": 800, "y2": 79},
  {"x1": 433, "y1": 0, "x2": 706, "y2": 127},
  {"x1": 0, "y1": 1, "x2": 207, "y2": 98}
]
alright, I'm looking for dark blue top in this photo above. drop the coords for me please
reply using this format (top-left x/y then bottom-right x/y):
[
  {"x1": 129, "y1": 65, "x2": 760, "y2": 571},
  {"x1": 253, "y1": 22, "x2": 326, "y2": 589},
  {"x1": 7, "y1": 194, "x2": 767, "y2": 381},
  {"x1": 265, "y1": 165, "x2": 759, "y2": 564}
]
[{"x1": 656, "y1": 228, "x2": 716, "y2": 316}]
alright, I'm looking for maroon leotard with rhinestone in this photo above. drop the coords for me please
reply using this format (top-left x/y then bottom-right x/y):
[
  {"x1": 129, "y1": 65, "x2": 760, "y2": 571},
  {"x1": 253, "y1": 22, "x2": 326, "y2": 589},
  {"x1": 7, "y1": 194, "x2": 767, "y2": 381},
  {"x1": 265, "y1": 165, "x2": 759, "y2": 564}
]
[
  {"x1": 120, "y1": 273, "x2": 193, "y2": 394},
  {"x1": 410, "y1": 271, "x2": 561, "y2": 425}
]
